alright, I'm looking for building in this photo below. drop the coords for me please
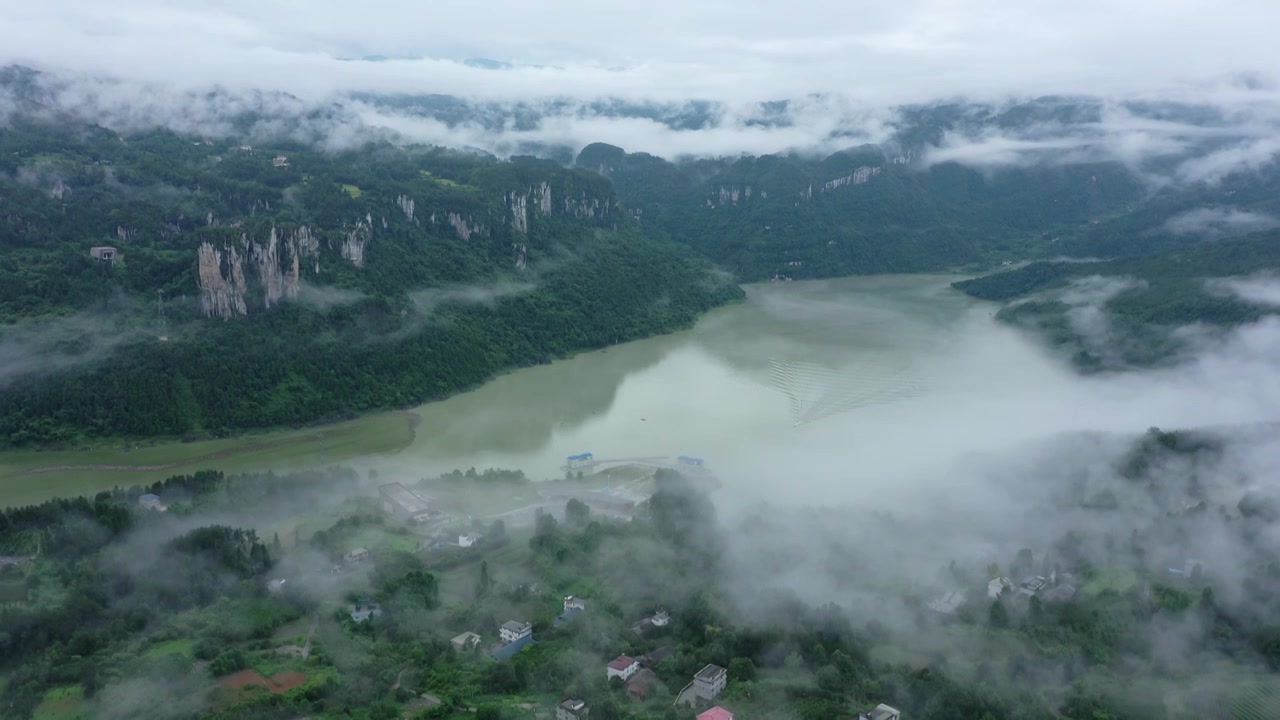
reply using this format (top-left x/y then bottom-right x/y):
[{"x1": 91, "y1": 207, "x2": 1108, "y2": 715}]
[
  {"x1": 350, "y1": 599, "x2": 381, "y2": 623},
  {"x1": 607, "y1": 655, "x2": 641, "y2": 681},
  {"x1": 627, "y1": 669, "x2": 661, "y2": 701},
  {"x1": 693, "y1": 664, "x2": 727, "y2": 700},
  {"x1": 378, "y1": 482, "x2": 436, "y2": 523},
  {"x1": 566, "y1": 453, "x2": 596, "y2": 470},
  {"x1": 1045, "y1": 584, "x2": 1077, "y2": 602},
  {"x1": 490, "y1": 633, "x2": 535, "y2": 661},
  {"x1": 500, "y1": 620, "x2": 532, "y2": 644},
  {"x1": 272, "y1": 156, "x2": 289, "y2": 167},
  {"x1": 556, "y1": 699, "x2": 590, "y2": 720},
  {"x1": 642, "y1": 646, "x2": 675, "y2": 668},
  {"x1": 457, "y1": 534, "x2": 479, "y2": 548},
  {"x1": 651, "y1": 610, "x2": 670, "y2": 627},
  {"x1": 927, "y1": 590, "x2": 965, "y2": 616},
  {"x1": 451, "y1": 631, "x2": 481, "y2": 651},
  {"x1": 138, "y1": 494, "x2": 163, "y2": 510},
  {"x1": 564, "y1": 595, "x2": 587, "y2": 612},
  {"x1": 89, "y1": 246, "x2": 118, "y2": 262},
  {"x1": 344, "y1": 548, "x2": 369, "y2": 564},
  {"x1": 988, "y1": 577, "x2": 1013, "y2": 599},
  {"x1": 1017, "y1": 575, "x2": 1048, "y2": 601},
  {"x1": 697, "y1": 707, "x2": 734, "y2": 720},
  {"x1": 858, "y1": 703, "x2": 902, "y2": 720}
]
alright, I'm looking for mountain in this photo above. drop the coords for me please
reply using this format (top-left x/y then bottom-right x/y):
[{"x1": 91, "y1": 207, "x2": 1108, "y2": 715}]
[
  {"x1": 575, "y1": 140, "x2": 1147, "y2": 281},
  {"x1": 952, "y1": 231, "x2": 1280, "y2": 371},
  {"x1": 0, "y1": 121, "x2": 741, "y2": 445}
]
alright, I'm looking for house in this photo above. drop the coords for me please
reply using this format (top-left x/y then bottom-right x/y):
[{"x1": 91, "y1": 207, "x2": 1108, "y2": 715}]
[
  {"x1": 651, "y1": 610, "x2": 670, "y2": 627},
  {"x1": 272, "y1": 156, "x2": 289, "y2": 167},
  {"x1": 378, "y1": 482, "x2": 436, "y2": 523},
  {"x1": 988, "y1": 577, "x2": 1013, "y2": 599},
  {"x1": 1045, "y1": 584, "x2": 1077, "y2": 602},
  {"x1": 693, "y1": 664, "x2": 727, "y2": 700},
  {"x1": 642, "y1": 646, "x2": 676, "y2": 668},
  {"x1": 555, "y1": 606, "x2": 583, "y2": 627},
  {"x1": 451, "y1": 631, "x2": 481, "y2": 651},
  {"x1": 927, "y1": 590, "x2": 965, "y2": 616},
  {"x1": 626, "y1": 668, "x2": 661, "y2": 701},
  {"x1": 1017, "y1": 575, "x2": 1048, "y2": 601},
  {"x1": 89, "y1": 246, "x2": 118, "y2": 262},
  {"x1": 607, "y1": 655, "x2": 641, "y2": 681},
  {"x1": 457, "y1": 534, "x2": 480, "y2": 548},
  {"x1": 556, "y1": 698, "x2": 590, "y2": 720},
  {"x1": 500, "y1": 620, "x2": 532, "y2": 644},
  {"x1": 490, "y1": 633, "x2": 535, "y2": 661},
  {"x1": 350, "y1": 599, "x2": 381, "y2": 623},
  {"x1": 564, "y1": 595, "x2": 587, "y2": 612},
  {"x1": 632, "y1": 609, "x2": 670, "y2": 636},
  {"x1": 697, "y1": 707, "x2": 734, "y2": 720},
  {"x1": 344, "y1": 548, "x2": 370, "y2": 564},
  {"x1": 858, "y1": 703, "x2": 902, "y2": 720},
  {"x1": 138, "y1": 494, "x2": 163, "y2": 510}
]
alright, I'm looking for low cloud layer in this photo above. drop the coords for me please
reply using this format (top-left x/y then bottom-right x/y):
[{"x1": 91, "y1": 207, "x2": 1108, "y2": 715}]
[{"x1": 1164, "y1": 207, "x2": 1280, "y2": 237}]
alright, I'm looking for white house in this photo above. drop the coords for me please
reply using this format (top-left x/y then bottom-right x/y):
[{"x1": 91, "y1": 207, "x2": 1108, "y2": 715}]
[
  {"x1": 272, "y1": 156, "x2": 289, "y2": 167},
  {"x1": 988, "y1": 577, "x2": 1013, "y2": 599},
  {"x1": 458, "y1": 535, "x2": 479, "y2": 548},
  {"x1": 693, "y1": 664, "x2": 727, "y2": 700},
  {"x1": 564, "y1": 595, "x2": 587, "y2": 612},
  {"x1": 138, "y1": 494, "x2": 163, "y2": 511},
  {"x1": 451, "y1": 631, "x2": 481, "y2": 651},
  {"x1": 556, "y1": 699, "x2": 590, "y2": 720},
  {"x1": 344, "y1": 548, "x2": 370, "y2": 564},
  {"x1": 500, "y1": 620, "x2": 532, "y2": 644},
  {"x1": 859, "y1": 703, "x2": 902, "y2": 720},
  {"x1": 650, "y1": 610, "x2": 670, "y2": 627},
  {"x1": 606, "y1": 655, "x2": 640, "y2": 681}
]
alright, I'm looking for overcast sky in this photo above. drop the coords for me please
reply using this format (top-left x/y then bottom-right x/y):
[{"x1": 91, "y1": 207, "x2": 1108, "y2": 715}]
[{"x1": 6, "y1": 0, "x2": 1278, "y2": 104}]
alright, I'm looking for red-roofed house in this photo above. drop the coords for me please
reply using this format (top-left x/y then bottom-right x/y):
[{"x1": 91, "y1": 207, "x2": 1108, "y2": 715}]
[
  {"x1": 606, "y1": 654, "x2": 640, "y2": 681},
  {"x1": 697, "y1": 707, "x2": 734, "y2": 720}
]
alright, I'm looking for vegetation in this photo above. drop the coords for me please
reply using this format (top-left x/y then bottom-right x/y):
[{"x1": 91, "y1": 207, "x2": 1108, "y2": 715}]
[
  {"x1": 0, "y1": 121, "x2": 742, "y2": 446},
  {"x1": 952, "y1": 231, "x2": 1280, "y2": 370}
]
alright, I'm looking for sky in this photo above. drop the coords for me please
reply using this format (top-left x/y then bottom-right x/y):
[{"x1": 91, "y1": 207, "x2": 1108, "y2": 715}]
[
  {"x1": 5, "y1": 2, "x2": 1280, "y2": 160},
  {"x1": 6, "y1": 0, "x2": 1278, "y2": 105}
]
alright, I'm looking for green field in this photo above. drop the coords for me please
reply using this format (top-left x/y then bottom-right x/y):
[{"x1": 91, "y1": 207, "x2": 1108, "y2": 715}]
[
  {"x1": 32, "y1": 686, "x2": 85, "y2": 720},
  {"x1": 341, "y1": 183, "x2": 363, "y2": 198},
  {"x1": 0, "y1": 411, "x2": 416, "y2": 508}
]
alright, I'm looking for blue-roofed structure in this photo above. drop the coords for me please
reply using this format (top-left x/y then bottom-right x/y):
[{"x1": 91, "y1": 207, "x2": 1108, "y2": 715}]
[
  {"x1": 490, "y1": 634, "x2": 535, "y2": 661},
  {"x1": 677, "y1": 456, "x2": 704, "y2": 466},
  {"x1": 554, "y1": 606, "x2": 583, "y2": 627},
  {"x1": 568, "y1": 453, "x2": 594, "y2": 462}
]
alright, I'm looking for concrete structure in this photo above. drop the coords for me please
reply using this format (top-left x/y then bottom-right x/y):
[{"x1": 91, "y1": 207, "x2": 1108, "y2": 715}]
[
  {"x1": 273, "y1": 156, "x2": 289, "y2": 167},
  {"x1": 651, "y1": 610, "x2": 670, "y2": 627},
  {"x1": 556, "y1": 699, "x2": 589, "y2": 720},
  {"x1": 500, "y1": 620, "x2": 532, "y2": 644},
  {"x1": 457, "y1": 534, "x2": 479, "y2": 548},
  {"x1": 451, "y1": 631, "x2": 481, "y2": 651},
  {"x1": 642, "y1": 646, "x2": 675, "y2": 668},
  {"x1": 988, "y1": 577, "x2": 1013, "y2": 599},
  {"x1": 350, "y1": 600, "x2": 381, "y2": 623},
  {"x1": 490, "y1": 634, "x2": 535, "y2": 661},
  {"x1": 607, "y1": 655, "x2": 641, "y2": 681},
  {"x1": 697, "y1": 707, "x2": 734, "y2": 720},
  {"x1": 566, "y1": 453, "x2": 596, "y2": 471},
  {"x1": 344, "y1": 548, "x2": 369, "y2": 564},
  {"x1": 89, "y1": 246, "x2": 118, "y2": 262},
  {"x1": 693, "y1": 664, "x2": 727, "y2": 700},
  {"x1": 858, "y1": 703, "x2": 902, "y2": 720},
  {"x1": 927, "y1": 590, "x2": 965, "y2": 616},
  {"x1": 627, "y1": 669, "x2": 661, "y2": 702},
  {"x1": 138, "y1": 494, "x2": 163, "y2": 510},
  {"x1": 564, "y1": 595, "x2": 587, "y2": 612},
  {"x1": 378, "y1": 482, "x2": 436, "y2": 523}
]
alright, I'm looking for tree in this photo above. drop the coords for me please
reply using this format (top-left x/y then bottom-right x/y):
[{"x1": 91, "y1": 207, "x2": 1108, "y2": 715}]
[
  {"x1": 988, "y1": 600, "x2": 1009, "y2": 629},
  {"x1": 729, "y1": 657, "x2": 757, "y2": 682},
  {"x1": 565, "y1": 498, "x2": 590, "y2": 527},
  {"x1": 477, "y1": 560, "x2": 492, "y2": 599}
]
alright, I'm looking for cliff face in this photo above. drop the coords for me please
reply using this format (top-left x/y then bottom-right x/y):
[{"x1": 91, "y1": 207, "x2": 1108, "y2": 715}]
[{"x1": 197, "y1": 224, "x2": 323, "y2": 319}]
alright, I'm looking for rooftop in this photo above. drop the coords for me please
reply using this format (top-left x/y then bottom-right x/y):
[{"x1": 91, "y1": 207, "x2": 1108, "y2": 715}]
[
  {"x1": 559, "y1": 699, "x2": 587, "y2": 711},
  {"x1": 378, "y1": 482, "x2": 434, "y2": 514},
  {"x1": 695, "y1": 664, "x2": 727, "y2": 682},
  {"x1": 501, "y1": 620, "x2": 531, "y2": 632},
  {"x1": 697, "y1": 707, "x2": 734, "y2": 720},
  {"x1": 554, "y1": 607, "x2": 583, "y2": 626},
  {"x1": 608, "y1": 655, "x2": 637, "y2": 671},
  {"x1": 490, "y1": 634, "x2": 535, "y2": 661}
]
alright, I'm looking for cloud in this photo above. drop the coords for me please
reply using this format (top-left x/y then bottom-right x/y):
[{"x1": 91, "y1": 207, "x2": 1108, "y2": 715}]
[
  {"x1": 0, "y1": 307, "x2": 152, "y2": 389},
  {"x1": 1163, "y1": 207, "x2": 1280, "y2": 237},
  {"x1": 408, "y1": 281, "x2": 536, "y2": 314},
  {"x1": 1207, "y1": 273, "x2": 1280, "y2": 307},
  {"x1": 1, "y1": 1, "x2": 1279, "y2": 162}
]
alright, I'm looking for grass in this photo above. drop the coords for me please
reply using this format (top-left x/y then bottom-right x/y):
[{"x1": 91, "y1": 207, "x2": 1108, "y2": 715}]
[
  {"x1": 341, "y1": 184, "x2": 363, "y2": 198},
  {"x1": 32, "y1": 686, "x2": 85, "y2": 720},
  {"x1": 418, "y1": 170, "x2": 465, "y2": 188},
  {"x1": 1082, "y1": 566, "x2": 1141, "y2": 595},
  {"x1": 0, "y1": 411, "x2": 416, "y2": 508},
  {"x1": 143, "y1": 638, "x2": 196, "y2": 660}
]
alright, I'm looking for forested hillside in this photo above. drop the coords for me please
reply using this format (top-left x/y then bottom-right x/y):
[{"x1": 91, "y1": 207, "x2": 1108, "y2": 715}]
[
  {"x1": 0, "y1": 120, "x2": 742, "y2": 445},
  {"x1": 575, "y1": 141, "x2": 1147, "y2": 282},
  {"x1": 952, "y1": 232, "x2": 1280, "y2": 370}
]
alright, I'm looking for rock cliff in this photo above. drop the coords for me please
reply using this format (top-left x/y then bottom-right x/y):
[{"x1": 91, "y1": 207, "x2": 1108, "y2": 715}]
[{"x1": 196, "y1": 224, "x2": 321, "y2": 319}]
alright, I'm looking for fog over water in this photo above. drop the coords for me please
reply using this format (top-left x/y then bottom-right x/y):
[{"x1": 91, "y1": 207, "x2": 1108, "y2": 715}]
[{"x1": 385, "y1": 274, "x2": 1280, "y2": 517}]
